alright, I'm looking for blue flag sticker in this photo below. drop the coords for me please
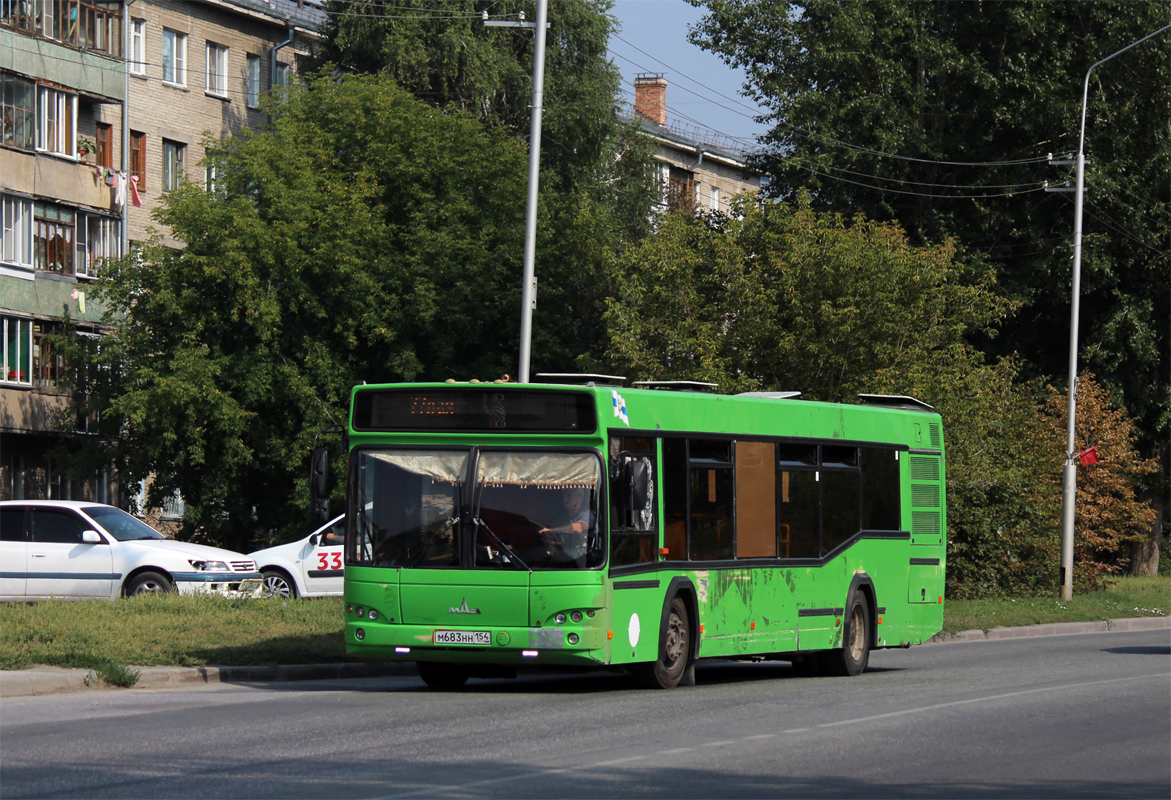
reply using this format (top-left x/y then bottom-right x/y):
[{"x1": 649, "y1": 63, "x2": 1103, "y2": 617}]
[{"x1": 612, "y1": 389, "x2": 629, "y2": 426}]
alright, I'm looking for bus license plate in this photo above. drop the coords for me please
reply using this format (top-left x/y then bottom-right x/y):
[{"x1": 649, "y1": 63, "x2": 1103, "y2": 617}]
[{"x1": 433, "y1": 630, "x2": 492, "y2": 645}]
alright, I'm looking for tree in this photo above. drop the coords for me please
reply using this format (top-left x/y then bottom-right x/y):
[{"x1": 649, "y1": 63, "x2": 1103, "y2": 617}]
[
  {"x1": 689, "y1": 0, "x2": 1169, "y2": 475},
  {"x1": 1038, "y1": 374, "x2": 1159, "y2": 589},
  {"x1": 74, "y1": 73, "x2": 530, "y2": 551},
  {"x1": 316, "y1": 0, "x2": 658, "y2": 371}
]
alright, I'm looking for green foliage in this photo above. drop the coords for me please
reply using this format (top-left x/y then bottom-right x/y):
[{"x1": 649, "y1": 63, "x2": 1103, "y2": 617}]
[
  {"x1": 603, "y1": 197, "x2": 1013, "y2": 398},
  {"x1": 316, "y1": 0, "x2": 658, "y2": 370},
  {"x1": 690, "y1": 0, "x2": 1169, "y2": 465},
  {"x1": 78, "y1": 73, "x2": 530, "y2": 550}
]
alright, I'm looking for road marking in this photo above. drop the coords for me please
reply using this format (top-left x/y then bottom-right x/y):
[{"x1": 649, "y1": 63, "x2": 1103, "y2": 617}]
[
  {"x1": 374, "y1": 672, "x2": 1168, "y2": 799},
  {"x1": 817, "y1": 672, "x2": 1168, "y2": 729},
  {"x1": 744, "y1": 734, "x2": 775, "y2": 740}
]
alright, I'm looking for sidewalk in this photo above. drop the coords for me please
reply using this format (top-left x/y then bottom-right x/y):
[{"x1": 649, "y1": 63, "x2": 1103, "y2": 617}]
[{"x1": 2, "y1": 616, "x2": 1167, "y2": 698}]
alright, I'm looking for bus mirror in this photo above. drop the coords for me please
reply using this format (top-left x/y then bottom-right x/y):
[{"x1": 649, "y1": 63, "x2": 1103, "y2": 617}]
[
  {"x1": 310, "y1": 448, "x2": 329, "y2": 525},
  {"x1": 625, "y1": 459, "x2": 650, "y2": 511}
]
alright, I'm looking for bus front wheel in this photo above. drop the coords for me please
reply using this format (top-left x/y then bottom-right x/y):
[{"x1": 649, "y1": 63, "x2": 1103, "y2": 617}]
[
  {"x1": 822, "y1": 594, "x2": 871, "y2": 677},
  {"x1": 633, "y1": 597, "x2": 691, "y2": 689},
  {"x1": 416, "y1": 662, "x2": 469, "y2": 690}
]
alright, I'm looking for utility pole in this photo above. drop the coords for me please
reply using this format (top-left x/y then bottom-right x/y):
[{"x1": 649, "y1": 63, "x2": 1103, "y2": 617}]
[
  {"x1": 1057, "y1": 23, "x2": 1171, "y2": 601},
  {"x1": 485, "y1": 3, "x2": 550, "y2": 384}
]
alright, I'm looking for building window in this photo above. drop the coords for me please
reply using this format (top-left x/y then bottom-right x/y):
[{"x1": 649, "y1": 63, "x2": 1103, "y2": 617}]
[
  {"x1": 37, "y1": 86, "x2": 76, "y2": 156},
  {"x1": 1, "y1": 195, "x2": 33, "y2": 269},
  {"x1": 274, "y1": 61, "x2": 290, "y2": 100},
  {"x1": 206, "y1": 43, "x2": 228, "y2": 97},
  {"x1": 667, "y1": 166, "x2": 695, "y2": 212},
  {"x1": 162, "y1": 29, "x2": 187, "y2": 86},
  {"x1": 76, "y1": 1, "x2": 122, "y2": 56},
  {"x1": 1, "y1": 0, "x2": 37, "y2": 33},
  {"x1": 2, "y1": 316, "x2": 32, "y2": 385},
  {"x1": 710, "y1": 185, "x2": 720, "y2": 212},
  {"x1": 75, "y1": 213, "x2": 120, "y2": 278},
  {"x1": 94, "y1": 121, "x2": 112, "y2": 167},
  {"x1": 245, "y1": 54, "x2": 261, "y2": 108},
  {"x1": 32, "y1": 320, "x2": 65, "y2": 388},
  {"x1": 162, "y1": 139, "x2": 185, "y2": 192},
  {"x1": 33, "y1": 202, "x2": 74, "y2": 275},
  {"x1": 130, "y1": 130, "x2": 146, "y2": 190},
  {"x1": 1, "y1": 72, "x2": 35, "y2": 150},
  {"x1": 129, "y1": 18, "x2": 146, "y2": 75}
]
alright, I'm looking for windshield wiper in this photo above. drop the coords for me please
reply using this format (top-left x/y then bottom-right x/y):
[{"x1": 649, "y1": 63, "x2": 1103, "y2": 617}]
[{"x1": 473, "y1": 517, "x2": 531, "y2": 572}]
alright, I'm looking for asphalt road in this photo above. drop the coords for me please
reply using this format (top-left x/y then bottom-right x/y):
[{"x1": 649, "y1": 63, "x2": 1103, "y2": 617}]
[{"x1": 1, "y1": 628, "x2": 1168, "y2": 799}]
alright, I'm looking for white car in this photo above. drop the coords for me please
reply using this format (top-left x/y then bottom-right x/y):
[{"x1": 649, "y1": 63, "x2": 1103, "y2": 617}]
[
  {"x1": 0, "y1": 500, "x2": 263, "y2": 600},
  {"x1": 248, "y1": 515, "x2": 345, "y2": 599}
]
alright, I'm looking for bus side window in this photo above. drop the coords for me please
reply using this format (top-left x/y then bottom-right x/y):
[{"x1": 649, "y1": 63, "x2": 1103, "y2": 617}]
[{"x1": 609, "y1": 437, "x2": 657, "y2": 567}]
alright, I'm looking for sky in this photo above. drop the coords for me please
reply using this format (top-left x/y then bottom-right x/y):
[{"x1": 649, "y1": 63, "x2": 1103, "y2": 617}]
[{"x1": 607, "y1": 0, "x2": 770, "y2": 151}]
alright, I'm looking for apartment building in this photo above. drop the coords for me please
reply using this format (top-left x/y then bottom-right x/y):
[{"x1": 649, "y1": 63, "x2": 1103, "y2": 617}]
[
  {"x1": 124, "y1": 0, "x2": 321, "y2": 246},
  {"x1": 631, "y1": 73, "x2": 761, "y2": 214},
  {"x1": 0, "y1": 0, "x2": 322, "y2": 503},
  {"x1": 1, "y1": 0, "x2": 126, "y2": 501}
]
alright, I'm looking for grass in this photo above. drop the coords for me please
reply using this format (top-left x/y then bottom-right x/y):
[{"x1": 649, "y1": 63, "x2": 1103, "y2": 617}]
[
  {"x1": 940, "y1": 575, "x2": 1169, "y2": 635},
  {"x1": 1, "y1": 576, "x2": 1166, "y2": 677},
  {"x1": 0, "y1": 594, "x2": 346, "y2": 676}
]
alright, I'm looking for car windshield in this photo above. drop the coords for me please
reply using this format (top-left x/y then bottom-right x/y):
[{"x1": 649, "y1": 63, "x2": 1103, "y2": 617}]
[
  {"x1": 349, "y1": 449, "x2": 603, "y2": 570},
  {"x1": 83, "y1": 506, "x2": 167, "y2": 541}
]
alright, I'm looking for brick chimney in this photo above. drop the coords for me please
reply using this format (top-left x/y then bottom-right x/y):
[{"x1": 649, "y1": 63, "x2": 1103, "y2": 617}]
[{"x1": 634, "y1": 73, "x2": 668, "y2": 127}]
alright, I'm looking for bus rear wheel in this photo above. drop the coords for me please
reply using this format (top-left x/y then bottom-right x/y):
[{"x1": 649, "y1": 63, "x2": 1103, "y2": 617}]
[
  {"x1": 634, "y1": 597, "x2": 691, "y2": 689},
  {"x1": 821, "y1": 594, "x2": 871, "y2": 677},
  {"x1": 416, "y1": 662, "x2": 469, "y2": 690}
]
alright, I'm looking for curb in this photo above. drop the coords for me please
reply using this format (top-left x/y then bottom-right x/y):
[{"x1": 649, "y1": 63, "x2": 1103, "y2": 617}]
[
  {"x1": 1, "y1": 660, "x2": 414, "y2": 698},
  {"x1": 929, "y1": 614, "x2": 1170, "y2": 643},
  {"x1": 3, "y1": 617, "x2": 1168, "y2": 698}
]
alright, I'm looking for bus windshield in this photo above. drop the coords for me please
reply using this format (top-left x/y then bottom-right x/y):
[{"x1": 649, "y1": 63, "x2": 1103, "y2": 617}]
[{"x1": 350, "y1": 448, "x2": 603, "y2": 570}]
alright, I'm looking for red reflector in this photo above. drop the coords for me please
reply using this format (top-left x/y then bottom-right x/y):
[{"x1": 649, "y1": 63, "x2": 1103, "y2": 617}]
[
  {"x1": 750, "y1": 622, "x2": 755, "y2": 630},
  {"x1": 699, "y1": 624, "x2": 704, "y2": 633},
  {"x1": 607, "y1": 630, "x2": 613, "y2": 639},
  {"x1": 659, "y1": 547, "x2": 669, "y2": 555},
  {"x1": 938, "y1": 596, "x2": 943, "y2": 603},
  {"x1": 835, "y1": 618, "x2": 841, "y2": 626},
  {"x1": 878, "y1": 616, "x2": 883, "y2": 624}
]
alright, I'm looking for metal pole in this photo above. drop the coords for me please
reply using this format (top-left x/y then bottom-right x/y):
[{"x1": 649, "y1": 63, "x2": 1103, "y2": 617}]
[
  {"x1": 1059, "y1": 23, "x2": 1171, "y2": 601},
  {"x1": 517, "y1": 0, "x2": 549, "y2": 384}
]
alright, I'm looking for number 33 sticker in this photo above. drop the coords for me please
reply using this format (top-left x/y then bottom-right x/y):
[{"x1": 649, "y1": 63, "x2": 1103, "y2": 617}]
[{"x1": 317, "y1": 551, "x2": 343, "y2": 571}]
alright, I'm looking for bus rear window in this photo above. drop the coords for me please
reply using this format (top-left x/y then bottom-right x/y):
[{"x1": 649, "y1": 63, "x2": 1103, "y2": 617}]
[{"x1": 353, "y1": 389, "x2": 597, "y2": 433}]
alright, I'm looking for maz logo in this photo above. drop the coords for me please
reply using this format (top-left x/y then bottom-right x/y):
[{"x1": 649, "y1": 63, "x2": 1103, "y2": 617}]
[{"x1": 449, "y1": 597, "x2": 481, "y2": 614}]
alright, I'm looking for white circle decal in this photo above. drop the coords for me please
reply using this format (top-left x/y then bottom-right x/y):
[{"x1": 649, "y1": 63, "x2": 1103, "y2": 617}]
[{"x1": 628, "y1": 613, "x2": 641, "y2": 648}]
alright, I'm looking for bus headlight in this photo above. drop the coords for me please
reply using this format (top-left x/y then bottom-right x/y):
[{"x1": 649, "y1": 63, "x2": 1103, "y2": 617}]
[
  {"x1": 355, "y1": 629, "x2": 365, "y2": 641},
  {"x1": 567, "y1": 633, "x2": 579, "y2": 645},
  {"x1": 555, "y1": 613, "x2": 567, "y2": 625},
  {"x1": 367, "y1": 609, "x2": 379, "y2": 621},
  {"x1": 570, "y1": 611, "x2": 583, "y2": 623}
]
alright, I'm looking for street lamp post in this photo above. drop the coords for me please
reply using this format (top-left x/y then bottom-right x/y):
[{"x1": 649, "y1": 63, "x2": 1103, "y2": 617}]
[{"x1": 1058, "y1": 23, "x2": 1171, "y2": 601}]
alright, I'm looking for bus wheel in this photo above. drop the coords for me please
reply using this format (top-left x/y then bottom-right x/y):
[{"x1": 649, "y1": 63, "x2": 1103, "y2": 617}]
[
  {"x1": 416, "y1": 662, "x2": 469, "y2": 691},
  {"x1": 822, "y1": 594, "x2": 871, "y2": 677},
  {"x1": 634, "y1": 597, "x2": 691, "y2": 689}
]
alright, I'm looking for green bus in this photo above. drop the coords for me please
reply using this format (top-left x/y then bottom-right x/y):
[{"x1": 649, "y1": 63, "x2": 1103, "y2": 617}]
[{"x1": 340, "y1": 379, "x2": 945, "y2": 689}]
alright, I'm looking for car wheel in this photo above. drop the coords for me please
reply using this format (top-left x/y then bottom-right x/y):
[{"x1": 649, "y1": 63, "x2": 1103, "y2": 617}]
[
  {"x1": 124, "y1": 571, "x2": 173, "y2": 597},
  {"x1": 262, "y1": 569, "x2": 297, "y2": 599}
]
